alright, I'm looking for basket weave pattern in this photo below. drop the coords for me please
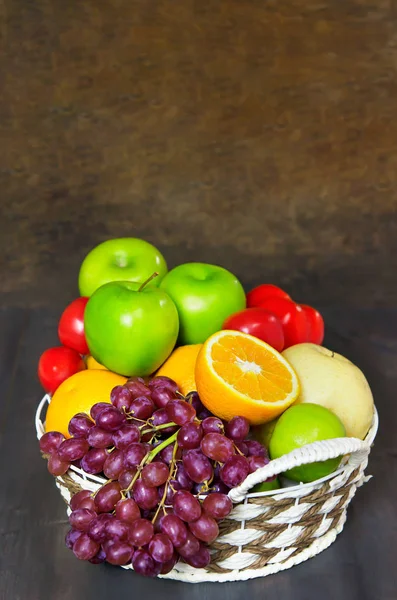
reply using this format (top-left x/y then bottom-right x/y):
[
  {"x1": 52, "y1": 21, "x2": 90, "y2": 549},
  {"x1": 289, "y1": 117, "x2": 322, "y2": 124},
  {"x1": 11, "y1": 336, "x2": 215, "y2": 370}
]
[{"x1": 36, "y1": 395, "x2": 377, "y2": 583}]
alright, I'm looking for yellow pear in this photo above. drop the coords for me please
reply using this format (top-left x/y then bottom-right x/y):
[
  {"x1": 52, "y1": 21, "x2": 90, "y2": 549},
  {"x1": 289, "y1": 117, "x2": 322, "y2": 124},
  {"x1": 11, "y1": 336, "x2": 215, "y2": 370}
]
[{"x1": 282, "y1": 343, "x2": 374, "y2": 440}]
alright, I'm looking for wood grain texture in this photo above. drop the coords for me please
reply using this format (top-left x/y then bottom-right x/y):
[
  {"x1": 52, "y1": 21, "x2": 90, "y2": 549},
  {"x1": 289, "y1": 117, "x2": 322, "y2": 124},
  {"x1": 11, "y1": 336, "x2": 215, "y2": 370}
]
[
  {"x1": 0, "y1": 306, "x2": 396, "y2": 599},
  {"x1": 1, "y1": 0, "x2": 397, "y2": 308}
]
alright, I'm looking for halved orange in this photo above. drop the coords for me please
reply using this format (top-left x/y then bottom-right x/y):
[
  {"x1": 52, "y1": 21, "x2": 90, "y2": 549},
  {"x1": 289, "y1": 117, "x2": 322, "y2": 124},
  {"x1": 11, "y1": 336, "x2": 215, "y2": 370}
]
[{"x1": 195, "y1": 330, "x2": 299, "y2": 425}]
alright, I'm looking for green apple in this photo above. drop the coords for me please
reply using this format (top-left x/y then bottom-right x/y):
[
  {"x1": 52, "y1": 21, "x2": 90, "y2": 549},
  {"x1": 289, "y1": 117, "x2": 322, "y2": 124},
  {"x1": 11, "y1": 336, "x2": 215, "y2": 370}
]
[
  {"x1": 160, "y1": 262, "x2": 246, "y2": 345},
  {"x1": 78, "y1": 238, "x2": 168, "y2": 297},
  {"x1": 84, "y1": 280, "x2": 179, "y2": 376}
]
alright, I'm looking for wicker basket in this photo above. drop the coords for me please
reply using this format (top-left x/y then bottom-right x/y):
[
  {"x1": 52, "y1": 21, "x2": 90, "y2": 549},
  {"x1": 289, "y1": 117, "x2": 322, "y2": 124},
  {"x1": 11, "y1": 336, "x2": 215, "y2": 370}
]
[{"x1": 35, "y1": 394, "x2": 378, "y2": 583}]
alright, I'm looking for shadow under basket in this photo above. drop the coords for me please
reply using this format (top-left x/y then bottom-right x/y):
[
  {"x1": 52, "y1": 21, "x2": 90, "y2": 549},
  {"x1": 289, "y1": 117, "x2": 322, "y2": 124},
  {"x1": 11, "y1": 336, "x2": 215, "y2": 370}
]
[{"x1": 35, "y1": 395, "x2": 378, "y2": 583}]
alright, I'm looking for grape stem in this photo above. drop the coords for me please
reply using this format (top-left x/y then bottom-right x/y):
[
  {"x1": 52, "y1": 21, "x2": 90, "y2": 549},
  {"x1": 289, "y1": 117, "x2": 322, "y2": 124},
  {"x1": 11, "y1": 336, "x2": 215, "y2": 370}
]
[
  {"x1": 233, "y1": 443, "x2": 244, "y2": 456},
  {"x1": 143, "y1": 421, "x2": 177, "y2": 433},
  {"x1": 152, "y1": 441, "x2": 178, "y2": 524},
  {"x1": 138, "y1": 272, "x2": 159, "y2": 292},
  {"x1": 146, "y1": 430, "x2": 178, "y2": 462}
]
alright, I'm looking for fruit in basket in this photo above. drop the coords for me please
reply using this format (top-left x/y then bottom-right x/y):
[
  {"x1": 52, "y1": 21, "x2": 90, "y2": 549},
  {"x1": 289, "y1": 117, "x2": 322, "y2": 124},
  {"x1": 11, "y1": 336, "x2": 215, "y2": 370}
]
[
  {"x1": 251, "y1": 478, "x2": 281, "y2": 493},
  {"x1": 299, "y1": 305, "x2": 324, "y2": 345},
  {"x1": 41, "y1": 375, "x2": 272, "y2": 575},
  {"x1": 247, "y1": 284, "x2": 291, "y2": 307},
  {"x1": 160, "y1": 263, "x2": 246, "y2": 344},
  {"x1": 156, "y1": 344, "x2": 202, "y2": 394},
  {"x1": 84, "y1": 279, "x2": 179, "y2": 376},
  {"x1": 282, "y1": 343, "x2": 374, "y2": 439},
  {"x1": 78, "y1": 238, "x2": 168, "y2": 297},
  {"x1": 58, "y1": 297, "x2": 90, "y2": 355},
  {"x1": 269, "y1": 403, "x2": 346, "y2": 482},
  {"x1": 195, "y1": 330, "x2": 299, "y2": 424},
  {"x1": 256, "y1": 297, "x2": 308, "y2": 349},
  {"x1": 223, "y1": 308, "x2": 284, "y2": 352},
  {"x1": 38, "y1": 346, "x2": 86, "y2": 394},
  {"x1": 45, "y1": 369, "x2": 127, "y2": 437}
]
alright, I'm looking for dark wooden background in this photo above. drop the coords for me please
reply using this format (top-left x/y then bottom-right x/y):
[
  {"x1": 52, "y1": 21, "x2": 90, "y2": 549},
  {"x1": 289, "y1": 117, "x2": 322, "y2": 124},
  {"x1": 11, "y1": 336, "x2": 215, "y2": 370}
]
[{"x1": 0, "y1": 1, "x2": 396, "y2": 599}]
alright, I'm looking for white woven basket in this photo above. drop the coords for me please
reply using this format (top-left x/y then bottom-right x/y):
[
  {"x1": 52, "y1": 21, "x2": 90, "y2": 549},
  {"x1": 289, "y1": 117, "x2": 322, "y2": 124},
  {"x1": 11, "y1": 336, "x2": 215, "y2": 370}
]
[{"x1": 36, "y1": 394, "x2": 378, "y2": 582}]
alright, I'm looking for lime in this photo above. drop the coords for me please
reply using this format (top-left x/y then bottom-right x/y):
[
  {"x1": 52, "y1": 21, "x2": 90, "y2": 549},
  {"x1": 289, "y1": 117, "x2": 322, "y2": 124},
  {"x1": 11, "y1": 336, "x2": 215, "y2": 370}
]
[
  {"x1": 251, "y1": 477, "x2": 281, "y2": 493},
  {"x1": 269, "y1": 403, "x2": 346, "y2": 483}
]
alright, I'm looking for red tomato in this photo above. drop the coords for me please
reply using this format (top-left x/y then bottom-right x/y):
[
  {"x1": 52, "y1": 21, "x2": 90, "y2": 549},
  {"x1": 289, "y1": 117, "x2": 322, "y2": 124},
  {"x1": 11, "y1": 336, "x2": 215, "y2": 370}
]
[
  {"x1": 300, "y1": 305, "x2": 324, "y2": 345},
  {"x1": 258, "y1": 297, "x2": 308, "y2": 348},
  {"x1": 38, "y1": 347, "x2": 85, "y2": 394},
  {"x1": 246, "y1": 284, "x2": 291, "y2": 308},
  {"x1": 223, "y1": 308, "x2": 285, "y2": 352},
  {"x1": 58, "y1": 297, "x2": 89, "y2": 355}
]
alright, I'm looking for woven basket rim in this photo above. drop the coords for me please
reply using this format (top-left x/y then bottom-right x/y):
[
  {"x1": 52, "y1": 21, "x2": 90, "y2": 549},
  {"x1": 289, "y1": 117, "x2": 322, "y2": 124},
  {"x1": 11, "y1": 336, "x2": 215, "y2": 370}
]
[{"x1": 35, "y1": 393, "x2": 378, "y2": 498}]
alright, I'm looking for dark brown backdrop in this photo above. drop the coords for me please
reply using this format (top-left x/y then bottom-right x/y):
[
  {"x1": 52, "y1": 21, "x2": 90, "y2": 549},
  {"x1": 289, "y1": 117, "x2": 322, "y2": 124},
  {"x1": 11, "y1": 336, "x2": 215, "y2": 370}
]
[{"x1": 1, "y1": 0, "x2": 396, "y2": 309}]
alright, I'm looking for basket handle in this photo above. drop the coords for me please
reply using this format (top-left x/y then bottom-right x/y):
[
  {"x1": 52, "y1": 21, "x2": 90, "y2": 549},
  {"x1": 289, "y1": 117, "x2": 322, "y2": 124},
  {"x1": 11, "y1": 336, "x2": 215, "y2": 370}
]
[{"x1": 228, "y1": 436, "x2": 371, "y2": 502}]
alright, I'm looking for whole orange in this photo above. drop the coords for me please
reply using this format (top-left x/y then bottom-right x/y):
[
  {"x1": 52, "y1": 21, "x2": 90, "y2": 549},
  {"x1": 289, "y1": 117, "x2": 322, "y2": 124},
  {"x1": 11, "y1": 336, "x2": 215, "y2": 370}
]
[{"x1": 45, "y1": 370, "x2": 127, "y2": 437}]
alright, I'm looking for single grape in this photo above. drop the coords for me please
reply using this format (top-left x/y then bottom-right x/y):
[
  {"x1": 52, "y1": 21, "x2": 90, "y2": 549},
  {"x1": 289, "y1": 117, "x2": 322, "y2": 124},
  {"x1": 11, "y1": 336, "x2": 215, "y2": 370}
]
[
  {"x1": 65, "y1": 528, "x2": 82, "y2": 549},
  {"x1": 148, "y1": 376, "x2": 178, "y2": 394},
  {"x1": 94, "y1": 482, "x2": 122, "y2": 513},
  {"x1": 210, "y1": 481, "x2": 230, "y2": 494},
  {"x1": 177, "y1": 531, "x2": 200, "y2": 558},
  {"x1": 105, "y1": 518, "x2": 130, "y2": 541},
  {"x1": 118, "y1": 468, "x2": 137, "y2": 489},
  {"x1": 151, "y1": 408, "x2": 178, "y2": 434},
  {"x1": 90, "y1": 402, "x2": 111, "y2": 421},
  {"x1": 128, "y1": 518, "x2": 154, "y2": 546},
  {"x1": 89, "y1": 547, "x2": 107, "y2": 564},
  {"x1": 148, "y1": 533, "x2": 174, "y2": 563},
  {"x1": 132, "y1": 548, "x2": 161, "y2": 577},
  {"x1": 124, "y1": 443, "x2": 147, "y2": 468},
  {"x1": 160, "y1": 552, "x2": 178, "y2": 574},
  {"x1": 115, "y1": 498, "x2": 140, "y2": 523},
  {"x1": 77, "y1": 496, "x2": 96, "y2": 511},
  {"x1": 158, "y1": 480, "x2": 181, "y2": 504},
  {"x1": 220, "y1": 455, "x2": 250, "y2": 488},
  {"x1": 225, "y1": 416, "x2": 250, "y2": 442},
  {"x1": 141, "y1": 462, "x2": 170, "y2": 488},
  {"x1": 160, "y1": 444, "x2": 175, "y2": 465},
  {"x1": 81, "y1": 448, "x2": 108, "y2": 474},
  {"x1": 113, "y1": 424, "x2": 140, "y2": 450},
  {"x1": 189, "y1": 513, "x2": 218, "y2": 543},
  {"x1": 151, "y1": 387, "x2": 176, "y2": 409},
  {"x1": 166, "y1": 400, "x2": 196, "y2": 426},
  {"x1": 39, "y1": 431, "x2": 65, "y2": 454},
  {"x1": 202, "y1": 417, "x2": 224, "y2": 435},
  {"x1": 235, "y1": 441, "x2": 249, "y2": 456},
  {"x1": 203, "y1": 492, "x2": 232, "y2": 519},
  {"x1": 106, "y1": 541, "x2": 133, "y2": 565},
  {"x1": 200, "y1": 433, "x2": 234, "y2": 463},
  {"x1": 110, "y1": 386, "x2": 133, "y2": 411},
  {"x1": 177, "y1": 422, "x2": 203, "y2": 450},
  {"x1": 70, "y1": 489, "x2": 92, "y2": 511},
  {"x1": 245, "y1": 440, "x2": 268, "y2": 458},
  {"x1": 103, "y1": 449, "x2": 126, "y2": 479},
  {"x1": 69, "y1": 508, "x2": 97, "y2": 532},
  {"x1": 248, "y1": 455, "x2": 270, "y2": 473},
  {"x1": 133, "y1": 480, "x2": 159, "y2": 510},
  {"x1": 87, "y1": 426, "x2": 114, "y2": 449},
  {"x1": 47, "y1": 452, "x2": 70, "y2": 476},
  {"x1": 73, "y1": 533, "x2": 100, "y2": 560},
  {"x1": 126, "y1": 376, "x2": 146, "y2": 386},
  {"x1": 160, "y1": 514, "x2": 188, "y2": 548},
  {"x1": 68, "y1": 413, "x2": 95, "y2": 438},
  {"x1": 96, "y1": 406, "x2": 126, "y2": 432},
  {"x1": 182, "y1": 449, "x2": 213, "y2": 484},
  {"x1": 184, "y1": 544, "x2": 211, "y2": 568},
  {"x1": 58, "y1": 438, "x2": 89, "y2": 462},
  {"x1": 172, "y1": 490, "x2": 201, "y2": 522},
  {"x1": 175, "y1": 464, "x2": 193, "y2": 491},
  {"x1": 130, "y1": 396, "x2": 155, "y2": 420},
  {"x1": 198, "y1": 408, "x2": 212, "y2": 420},
  {"x1": 186, "y1": 391, "x2": 204, "y2": 414},
  {"x1": 125, "y1": 381, "x2": 151, "y2": 399},
  {"x1": 88, "y1": 513, "x2": 113, "y2": 543}
]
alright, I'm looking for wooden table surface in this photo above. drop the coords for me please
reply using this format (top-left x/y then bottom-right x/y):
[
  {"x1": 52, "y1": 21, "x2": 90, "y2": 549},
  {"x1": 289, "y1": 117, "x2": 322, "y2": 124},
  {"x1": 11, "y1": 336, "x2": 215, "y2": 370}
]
[{"x1": 1, "y1": 1, "x2": 397, "y2": 598}]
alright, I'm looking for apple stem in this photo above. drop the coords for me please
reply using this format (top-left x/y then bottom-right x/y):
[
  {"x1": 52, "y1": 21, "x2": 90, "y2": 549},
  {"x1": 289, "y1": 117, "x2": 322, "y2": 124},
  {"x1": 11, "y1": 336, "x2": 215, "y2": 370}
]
[{"x1": 138, "y1": 272, "x2": 159, "y2": 292}]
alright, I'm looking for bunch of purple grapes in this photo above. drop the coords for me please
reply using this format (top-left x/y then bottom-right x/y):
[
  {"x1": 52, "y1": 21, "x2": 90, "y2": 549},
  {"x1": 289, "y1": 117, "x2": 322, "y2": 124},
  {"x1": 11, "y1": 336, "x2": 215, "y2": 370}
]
[{"x1": 40, "y1": 376, "x2": 270, "y2": 576}]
